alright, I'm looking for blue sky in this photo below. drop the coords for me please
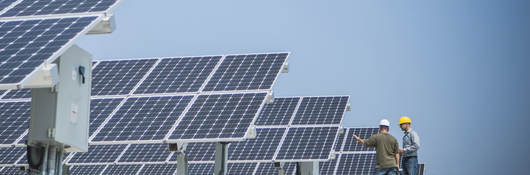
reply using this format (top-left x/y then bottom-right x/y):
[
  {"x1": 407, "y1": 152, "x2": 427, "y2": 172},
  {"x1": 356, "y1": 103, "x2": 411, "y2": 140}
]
[{"x1": 78, "y1": 1, "x2": 530, "y2": 174}]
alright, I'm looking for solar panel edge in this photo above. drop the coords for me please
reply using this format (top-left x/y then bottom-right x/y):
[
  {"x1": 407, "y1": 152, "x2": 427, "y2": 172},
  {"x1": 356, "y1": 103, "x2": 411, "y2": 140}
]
[
  {"x1": 0, "y1": 15, "x2": 103, "y2": 89},
  {"x1": 0, "y1": 0, "x2": 123, "y2": 18}
]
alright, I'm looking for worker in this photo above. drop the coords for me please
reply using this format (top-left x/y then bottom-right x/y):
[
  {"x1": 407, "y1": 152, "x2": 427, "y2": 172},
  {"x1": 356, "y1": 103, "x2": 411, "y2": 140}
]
[
  {"x1": 399, "y1": 116, "x2": 420, "y2": 175},
  {"x1": 353, "y1": 119, "x2": 400, "y2": 175}
]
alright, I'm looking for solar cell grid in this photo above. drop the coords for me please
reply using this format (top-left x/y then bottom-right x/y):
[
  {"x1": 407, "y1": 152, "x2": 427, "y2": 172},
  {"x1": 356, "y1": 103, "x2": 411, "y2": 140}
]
[
  {"x1": 0, "y1": 147, "x2": 24, "y2": 164},
  {"x1": 134, "y1": 56, "x2": 221, "y2": 94},
  {"x1": 0, "y1": 166, "x2": 25, "y2": 175},
  {"x1": 0, "y1": 101, "x2": 30, "y2": 145},
  {"x1": 0, "y1": 16, "x2": 98, "y2": 85},
  {"x1": 292, "y1": 96, "x2": 348, "y2": 125},
  {"x1": 343, "y1": 128, "x2": 378, "y2": 152},
  {"x1": 91, "y1": 59, "x2": 156, "y2": 96},
  {"x1": 0, "y1": 0, "x2": 16, "y2": 12},
  {"x1": 228, "y1": 162, "x2": 257, "y2": 174},
  {"x1": 119, "y1": 144, "x2": 171, "y2": 162},
  {"x1": 254, "y1": 97, "x2": 299, "y2": 126},
  {"x1": 229, "y1": 128, "x2": 285, "y2": 160},
  {"x1": 255, "y1": 162, "x2": 296, "y2": 175},
  {"x1": 88, "y1": 98, "x2": 123, "y2": 136},
  {"x1": 319, "y1": 155, "x2": 338, "y2": 175},
  {"x1": 1, "y1": 89, "x2": 30, "y2": 99},
  {"x1": 69, "y1": 165, "x2": 106, "y2": 175},
  {"x1": 336, "y1": 153, "x2": 376, "y2": 175},
  {"x1": 92, "y1": 95, "x2": 192, "y2": 142},
  {"x1": 203, "y1": 53, "x2": 287, "y2": 91},
  {"x1": 68, "y1": 144, "x2": 125, "y2": 163},
  {"x1": 102, "y1": 164, "x2": 142, "y2": 174},
  {"x1": 0, "y1": 0, "x2": 119, "y2": 17},
  {"x1": 139, "y1": 164, "x2": 177, "y2": 175},
  {"x1": 174, "y1": 142, "x2": 215, "y2": 161},
  {"x1": 170, "y1": 92, "x2": 266, "y2": 140},
  {"x1": 276, "y1": 127, "x2": 339, "y2": 160},
  {"x1": 188, "y1": 163, "x2": 214, "y2": 175}
]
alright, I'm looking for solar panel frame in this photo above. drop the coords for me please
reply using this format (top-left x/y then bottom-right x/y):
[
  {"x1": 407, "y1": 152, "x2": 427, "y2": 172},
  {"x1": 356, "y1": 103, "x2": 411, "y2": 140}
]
[
  {"x1": 0, "y1": 15, "x2": 103, "y2": 90},
  {"x1": 0, "y1": 0, "x2": 122, "y2": 18}
]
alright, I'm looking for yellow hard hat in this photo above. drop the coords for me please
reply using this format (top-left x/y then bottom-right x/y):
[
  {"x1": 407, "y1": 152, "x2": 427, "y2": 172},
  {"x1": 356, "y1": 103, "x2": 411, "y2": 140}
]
[{"x1": 399, "y1": 116, "x2": 412, "y2": 125}]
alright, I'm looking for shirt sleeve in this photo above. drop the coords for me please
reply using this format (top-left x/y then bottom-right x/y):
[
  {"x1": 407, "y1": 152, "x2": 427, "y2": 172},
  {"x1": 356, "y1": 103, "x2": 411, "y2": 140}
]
[
  {"x1": 364, "y1": 135, "x2": 377, "y2": 147},
  {"x1": 404, "y1": 131, "x2": 420, "y2": 153}
]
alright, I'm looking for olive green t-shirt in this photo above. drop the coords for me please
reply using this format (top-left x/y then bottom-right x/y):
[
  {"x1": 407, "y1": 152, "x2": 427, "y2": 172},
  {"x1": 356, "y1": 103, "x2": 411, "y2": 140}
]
[{"x1": 364, "y1": 133, "x2": 399, "y2": 168}]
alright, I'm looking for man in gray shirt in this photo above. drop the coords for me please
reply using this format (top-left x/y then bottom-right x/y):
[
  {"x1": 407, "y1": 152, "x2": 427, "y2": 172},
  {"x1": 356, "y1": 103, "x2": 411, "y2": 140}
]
[{"x1": 399, "y1": 116, "x2": 420, "y2": 175}]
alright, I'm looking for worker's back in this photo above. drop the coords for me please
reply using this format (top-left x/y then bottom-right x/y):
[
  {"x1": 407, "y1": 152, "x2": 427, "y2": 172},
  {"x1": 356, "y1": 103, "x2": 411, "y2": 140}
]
[{"x1": 364, "y1": 133, "x2": 399, "y2": 169}]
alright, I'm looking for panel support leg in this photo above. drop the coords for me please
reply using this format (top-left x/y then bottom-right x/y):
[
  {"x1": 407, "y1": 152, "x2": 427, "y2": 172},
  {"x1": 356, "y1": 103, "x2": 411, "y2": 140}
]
[
  {"x1": 214, "y1": 142, "x2": 229, "y2": 175},
  {"x1": 274, "y1": 162, "x2": 286, "y2": 175},
  {"x1": 296, "y1": 162, "x2": 319, "y2": 175},
  {"x1": 169, "y1": 143, "x2": 188, "y2": 175}
]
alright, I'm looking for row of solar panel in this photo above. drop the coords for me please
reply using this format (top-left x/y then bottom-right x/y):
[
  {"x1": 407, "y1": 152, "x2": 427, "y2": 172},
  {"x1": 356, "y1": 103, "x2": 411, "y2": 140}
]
[
  {"x1": 0, "y1": 125, "x2": 362, "y2": 167},
  {"x1": 0, "y1": 53, "x2": 288, "y2": 98},
  {"x1": 0, "y1": 92, "x2": 268, "y2": 145},
  {"x1": 4, "y1": 153, "x2": 413, "y2": 175},
  {"x1": 0, "y1": 0, "x2": 120, "y2": 18},
  {"x1": 0, "y1": 95, "x2": 345, "y2": 147}
]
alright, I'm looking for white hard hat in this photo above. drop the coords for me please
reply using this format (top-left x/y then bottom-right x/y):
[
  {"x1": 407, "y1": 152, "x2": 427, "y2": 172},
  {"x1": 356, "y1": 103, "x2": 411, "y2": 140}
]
[{"x1": 379, "y1": 119, "x2": 390, "y2": 127}]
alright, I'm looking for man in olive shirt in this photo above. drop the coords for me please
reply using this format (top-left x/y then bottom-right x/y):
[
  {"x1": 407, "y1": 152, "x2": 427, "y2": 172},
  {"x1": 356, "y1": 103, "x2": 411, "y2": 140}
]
[{"x1": 353, "y1": 119, "x2": 400, "y2": 175}]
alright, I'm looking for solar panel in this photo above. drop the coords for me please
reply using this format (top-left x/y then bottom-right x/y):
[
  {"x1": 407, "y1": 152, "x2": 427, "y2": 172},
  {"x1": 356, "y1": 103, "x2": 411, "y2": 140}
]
[
  {"x1": 0, "y1": 147, "x2": 24, "y2": 164},
  {"x1": 255, "y1": 162, "x2": 296, "y2": 175},
  {"x1": 0, "y1": 101, "x2": 29, "y2": 145},
  {"x1": 0, "y1": 166, "x2": 25, "y2": 175},
  {"x1": 334, "y1": 129, "x2": 346, "y2": 152},
  {"x1": 118, "y1": 144, "x2": 171, "y2": 162},
  {"x1": 342, "y1": 128, "x2": 379, "y2": 152},
  {"x1": 228, "y1": 162, "x2": 258, "y2": 174},
  {"x1": 91, "y1": 59, "x2": 157, "y2": 96},
  {"x1": 173, "y1": 142, "x2": 215, "y2": 161},
  {"x1": 0, "y1": 0, "x2": 16, "y2": 12},
  {"x1": 188, "y1": 163, "x2": 214, "y2": 175},
  {"x1": 0, "y1": 0, "x2": 120, "y2": 17},
  {"x1": 139, "y1": 164, "x2": 177, "y2": 175},
  {"x1": 0, "y1": 16, "x2": 100, "y2": 86},
  {"x1": 276, "y1": 127, "x2": 339, "y2": 160},
  {"x1": 292, "y1": 96, "x2": 349, "y2": 125},
  {"x1": 229, "y1": 128, "x2": 285, "y2": 160},
  {"x1": 92, "y1": 95, "x2": 192, "y2": 142},
  {"x1": 254, "y1": 97, "x2": 299, "y2": 126},
  {"x1": 68, "y1": 144, "x2": 126, "y2": 163},
  {"x1": 1, "y1": 89, "x2": 30, "y2": 99},
  {"x1": 69, "y1": 165, "x2": 106, "y2": 175},
  {"x1": 203, "y1": 53, "x2": 288, "y2": 92},
  {"x1": 102, "y1": 164, "x2": 142, "y2": 174},
  {"x1": 88, "y1": 98, "x2": 123, "y2": 136},
  {"x1": 134, "y1": 56, "x2": 221, "y2": 94},
  {"x1": 335, "y1": 153, "x2": 376, "y2": 175},
  {"x1": 169, "y1": 92, "x2": 267, "y2": 141},
  {"x1": 319, "y1": 156, "x2": 339, "y2": 175}
]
